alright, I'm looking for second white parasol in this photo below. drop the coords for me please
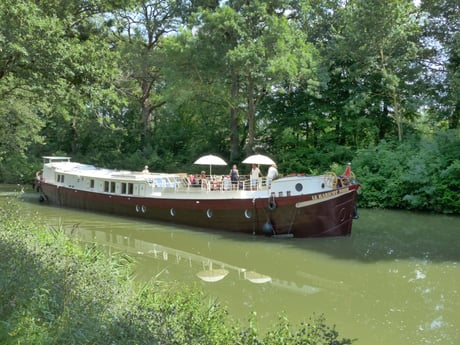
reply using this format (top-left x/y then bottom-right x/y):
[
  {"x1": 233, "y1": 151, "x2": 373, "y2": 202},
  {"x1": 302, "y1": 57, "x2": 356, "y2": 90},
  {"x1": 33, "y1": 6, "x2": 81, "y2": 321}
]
[
  {"x1": 242, "y1": 154, "x2": 275, "y2": 166},
  {"x1": 194, "y1": 154, "x2": 227, "y2": 175}
]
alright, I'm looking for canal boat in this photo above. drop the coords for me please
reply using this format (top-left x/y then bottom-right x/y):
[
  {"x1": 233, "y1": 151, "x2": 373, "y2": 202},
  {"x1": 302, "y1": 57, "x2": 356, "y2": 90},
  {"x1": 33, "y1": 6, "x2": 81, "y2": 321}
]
[{"x1": 37, "y1": 156, "x2": 360, "y2": 238}]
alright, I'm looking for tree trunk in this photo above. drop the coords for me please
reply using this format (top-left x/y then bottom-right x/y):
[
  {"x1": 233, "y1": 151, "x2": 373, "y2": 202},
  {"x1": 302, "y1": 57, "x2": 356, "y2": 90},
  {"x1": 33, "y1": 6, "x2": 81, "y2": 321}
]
[
  {"x1": 71, "y1": 116, "x2": 79, "y2": 154},
  {"x1": 246, "y1": 73, "x2": 255, "y2": 155},
  {"x1": 393, "y1": 92, "x2": 403, "y2": 142},
  {"x1": 449, "y1": 103, "x2": 459, "y2": 129},
  {"x1": 229, "y1": 69, "x2": 239, "y2": 161},
  {"x1": 140, "y1": 78, "x2": 153, "y2": 147}
]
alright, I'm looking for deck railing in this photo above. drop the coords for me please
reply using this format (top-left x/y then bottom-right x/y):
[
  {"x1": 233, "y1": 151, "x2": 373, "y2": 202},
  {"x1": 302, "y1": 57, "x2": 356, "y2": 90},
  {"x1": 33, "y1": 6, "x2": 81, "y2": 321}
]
[{"x1": 180, "y1": 175, "x2": 269, "y2": 192}]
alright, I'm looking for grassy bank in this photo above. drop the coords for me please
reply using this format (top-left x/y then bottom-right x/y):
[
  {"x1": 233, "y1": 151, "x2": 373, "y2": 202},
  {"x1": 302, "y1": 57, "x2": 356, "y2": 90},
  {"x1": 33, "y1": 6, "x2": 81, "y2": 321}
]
[{"x1": 0, "y1": 198, "x2": 353, "y2": 345}]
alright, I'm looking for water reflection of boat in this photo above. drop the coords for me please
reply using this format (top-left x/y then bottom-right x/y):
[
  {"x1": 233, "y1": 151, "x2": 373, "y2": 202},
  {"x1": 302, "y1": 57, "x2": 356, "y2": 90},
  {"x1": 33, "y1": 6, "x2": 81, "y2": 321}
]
[
  {"x1": 270, "y1": 279, "x2": 320, "y2": 295},
  {"x1": 68, "y1": 226, "x2": 325, "y2": 294}
]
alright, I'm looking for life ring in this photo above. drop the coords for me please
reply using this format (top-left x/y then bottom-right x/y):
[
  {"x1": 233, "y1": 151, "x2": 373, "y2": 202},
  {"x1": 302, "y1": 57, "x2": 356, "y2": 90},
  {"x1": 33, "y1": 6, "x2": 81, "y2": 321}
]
[{"x1": 268, "y1": 200, "x2": 277, "y2": 211}]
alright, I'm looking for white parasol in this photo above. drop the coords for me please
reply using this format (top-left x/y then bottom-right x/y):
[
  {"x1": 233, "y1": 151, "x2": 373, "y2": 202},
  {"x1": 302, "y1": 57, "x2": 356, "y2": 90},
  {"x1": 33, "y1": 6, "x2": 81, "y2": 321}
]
[
  {"x1": 194, "y1": 154, "x2": 227, "y2": 175},
  {"x1": 242, "y1": 154, "x2": 276, "y2": 166}
]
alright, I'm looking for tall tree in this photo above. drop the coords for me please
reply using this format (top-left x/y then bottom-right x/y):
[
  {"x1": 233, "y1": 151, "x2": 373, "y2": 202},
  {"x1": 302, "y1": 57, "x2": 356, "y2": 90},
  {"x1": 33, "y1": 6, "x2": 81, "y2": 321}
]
[
  {"x1": 113, "y1": 0, "x2": 187, "y2": 150},
  {"x1": 0, "y1": 0, "x2": 54, "y2": 161},
  {"x1": 420, "y1": 0, "x2": 460, "y2": 129},
  {"x1": 0, "y1": 0, "x2": 127, "y2": 162},
  {"x1": 159, "y1": 10, "x2": 237, "y2": 160},
  {"x1": 229, "y1": 0, "x2": 319, "y2": 157},
  {"x1": 318, "y1": 0, "x2": 424, "y2": 143},
  {"x1": 167, "y1": 1, "x2": 320, "y2": 161}
]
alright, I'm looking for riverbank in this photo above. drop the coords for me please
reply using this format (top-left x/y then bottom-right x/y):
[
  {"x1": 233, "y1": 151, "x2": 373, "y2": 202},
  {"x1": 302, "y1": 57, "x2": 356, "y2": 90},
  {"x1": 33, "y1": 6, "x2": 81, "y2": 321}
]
[{"x1": 0, "y1": 197, "x2": 353, "y2": 345}]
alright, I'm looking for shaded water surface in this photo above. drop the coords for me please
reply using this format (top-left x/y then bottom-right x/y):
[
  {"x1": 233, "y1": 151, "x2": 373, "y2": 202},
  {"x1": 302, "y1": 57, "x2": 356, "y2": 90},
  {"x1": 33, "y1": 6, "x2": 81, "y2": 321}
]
[{"x1": 2, "y1": 186, "x2": 459, "y2": 345}]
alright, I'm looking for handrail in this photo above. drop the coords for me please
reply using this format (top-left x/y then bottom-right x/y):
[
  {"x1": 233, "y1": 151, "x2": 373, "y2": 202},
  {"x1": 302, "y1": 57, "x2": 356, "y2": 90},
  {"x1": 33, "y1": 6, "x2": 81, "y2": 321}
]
[{"x1": 148, "y1": 175, "x2": 271, "y2": 193}]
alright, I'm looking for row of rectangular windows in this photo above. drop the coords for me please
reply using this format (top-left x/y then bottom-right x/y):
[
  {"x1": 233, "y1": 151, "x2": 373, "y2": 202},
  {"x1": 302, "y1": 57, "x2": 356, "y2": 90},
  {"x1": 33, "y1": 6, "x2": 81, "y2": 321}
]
[
  {"x1": 104, "y1": 181, "x2": 134, "y2": 194},
  {"x1": 57, "y1": 174, "x2": 134, "y2": 195}
]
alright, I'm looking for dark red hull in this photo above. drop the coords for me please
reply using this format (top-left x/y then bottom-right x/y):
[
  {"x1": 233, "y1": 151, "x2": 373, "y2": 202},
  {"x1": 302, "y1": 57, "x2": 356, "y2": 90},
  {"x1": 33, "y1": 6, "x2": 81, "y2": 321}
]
[{"x1": 40, "y1": 182, "x2": 359, "y2": 238}]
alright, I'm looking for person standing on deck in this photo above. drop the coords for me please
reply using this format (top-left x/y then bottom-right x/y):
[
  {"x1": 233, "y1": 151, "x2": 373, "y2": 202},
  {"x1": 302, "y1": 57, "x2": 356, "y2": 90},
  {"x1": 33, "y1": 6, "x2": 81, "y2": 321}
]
[
  {"x1": 250, "y1": 164, "x2": 262, "y2": 190},
  {"x1": 267, "y1": 164, "x2": 278, "y2": 187},
  {"x1": 229, "y1": 164, "x2": 239, "y2": 190}
]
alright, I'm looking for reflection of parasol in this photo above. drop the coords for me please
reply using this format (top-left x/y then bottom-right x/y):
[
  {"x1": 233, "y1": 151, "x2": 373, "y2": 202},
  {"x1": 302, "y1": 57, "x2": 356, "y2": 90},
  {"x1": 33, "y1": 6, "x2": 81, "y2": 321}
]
[
  {"x1": 194, "y1": 154, "x2": 227, "y2": 175},
  {"x1": 242, "y1": 154, "x2": 275, "y2": 166},
  {"x1": 196, "y1": 268, "x2": 229, "y2": 282},
  {"x1": 196, "y1": 262, "x2": 229, "y2": 282},
  {"x1": 243, "y1": 270, "x2": 272, "y2": 284}
]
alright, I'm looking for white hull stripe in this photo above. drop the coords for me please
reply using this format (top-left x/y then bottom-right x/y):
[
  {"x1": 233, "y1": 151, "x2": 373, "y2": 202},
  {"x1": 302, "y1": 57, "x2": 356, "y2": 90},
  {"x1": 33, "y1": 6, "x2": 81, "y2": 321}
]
[{"x1": 296, "y1": 188, "x2": 353, "y2": 208}]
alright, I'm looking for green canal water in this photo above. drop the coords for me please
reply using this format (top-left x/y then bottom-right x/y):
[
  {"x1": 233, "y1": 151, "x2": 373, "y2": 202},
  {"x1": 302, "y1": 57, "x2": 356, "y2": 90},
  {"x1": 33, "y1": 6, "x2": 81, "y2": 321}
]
[{"x1": 2, "y1": 186, "x2": 459, "y2": 344}]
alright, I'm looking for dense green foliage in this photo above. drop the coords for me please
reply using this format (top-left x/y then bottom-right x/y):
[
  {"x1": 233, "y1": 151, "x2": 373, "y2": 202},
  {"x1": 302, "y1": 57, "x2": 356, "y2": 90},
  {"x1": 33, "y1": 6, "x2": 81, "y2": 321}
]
[
  {"x1": 0, "y1": 199, "x2": 353, "y2": 344},
  {"x1": 0, "y1": 0, "x2": 459, "y2": 213},
  {"x1": 353, "y1": 131, "x2": 460, "y2": 213}
]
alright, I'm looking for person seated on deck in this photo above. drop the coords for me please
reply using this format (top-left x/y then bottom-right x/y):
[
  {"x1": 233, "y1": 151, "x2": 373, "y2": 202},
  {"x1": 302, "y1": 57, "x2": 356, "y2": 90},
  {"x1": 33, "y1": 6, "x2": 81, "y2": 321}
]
[
  {"x1": 212, "y1": 175, "x2": 223, "y2": 190},
  {"x1": 340, "y1": 163, "x2": 353, "y2": 186},
  {"x1": 336, "y1": 177, "x2": 343, "y2": 188},
  {"x1": 188, "y1": 174, "x2": 197, "y2": 187},
  {"x1": 199, "y1": 171, "x2": 208, "y2": 188},
  {"x1": 183, "y1": 174, "x2": 193, "y2": 187},
  {"x1": 142, "y1": 165, "x2": 149, "y2": 174}
]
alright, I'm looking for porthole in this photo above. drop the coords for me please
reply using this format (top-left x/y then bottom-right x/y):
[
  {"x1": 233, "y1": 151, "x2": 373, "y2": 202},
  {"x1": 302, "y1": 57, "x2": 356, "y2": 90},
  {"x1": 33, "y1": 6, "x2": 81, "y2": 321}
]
[
  {"x1": 206, "y1": 209, "x2": 213, "y2": 218},
  {"x1": 244, "y1": 209, "x2": 252, "y2": 219},
  {"x1": 295, "y1": 183, "x2": 303, "y2": 192},
  {"x1": 135, "y1": 204, "x2": 140, "y2": 212},
  {"x1": 141, "y1": 205, "x2": 146, "y2": 213},
  {"x1": 170, "y1": 208, "x2": 176, "y2": 217}
]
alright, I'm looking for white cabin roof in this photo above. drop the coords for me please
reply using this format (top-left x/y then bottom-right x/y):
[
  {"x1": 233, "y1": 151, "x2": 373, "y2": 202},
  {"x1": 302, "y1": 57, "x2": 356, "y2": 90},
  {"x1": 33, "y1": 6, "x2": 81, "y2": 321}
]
[
  {"x1": 45, "y1": 159, "x2": 179, "y2": 181},
  {"x1": 43, "y1": 156, "x2": 71, "y2": 163}
]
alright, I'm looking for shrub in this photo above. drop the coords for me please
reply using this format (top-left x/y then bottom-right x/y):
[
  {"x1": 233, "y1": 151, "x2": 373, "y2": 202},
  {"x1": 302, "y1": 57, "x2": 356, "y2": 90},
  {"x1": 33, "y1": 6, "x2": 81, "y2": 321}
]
[{"x1": 353, "y1": 130, "x2": 460, "y2": 213}]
